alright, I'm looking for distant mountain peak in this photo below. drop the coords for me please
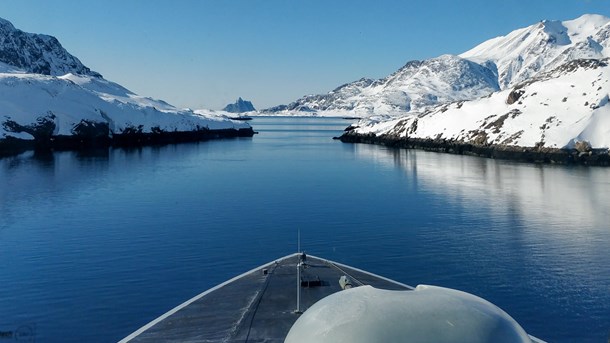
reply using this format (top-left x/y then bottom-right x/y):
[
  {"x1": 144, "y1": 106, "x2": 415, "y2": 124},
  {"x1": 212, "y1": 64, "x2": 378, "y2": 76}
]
[
  {"x1": 223, "y1": 97, "x2": 256, "y2": 113},
  {"x1": 0, "y1": 16, "x2": 101, "y2": 77},
  {"x1": 457, "y1": 14, "x2": 610, "y2": 90},
  {"x1": 264, "y1": 54, "x2": 499, "y2": 115}
]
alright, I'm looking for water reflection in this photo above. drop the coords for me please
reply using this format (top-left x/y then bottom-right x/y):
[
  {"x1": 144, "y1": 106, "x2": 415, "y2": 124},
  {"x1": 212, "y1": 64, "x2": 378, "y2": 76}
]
[
  {"x1": 352, "y1": 144, "x2": 610, "y2": 233},
  {"x1": 0, "y1": 145, "x2": 206, "y2": 231}
]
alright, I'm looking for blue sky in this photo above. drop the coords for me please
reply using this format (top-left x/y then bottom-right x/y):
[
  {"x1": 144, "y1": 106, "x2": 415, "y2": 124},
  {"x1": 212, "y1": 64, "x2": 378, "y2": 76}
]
[{"x1": 2, "y1": 0, "x2": 610, "y2": 110}]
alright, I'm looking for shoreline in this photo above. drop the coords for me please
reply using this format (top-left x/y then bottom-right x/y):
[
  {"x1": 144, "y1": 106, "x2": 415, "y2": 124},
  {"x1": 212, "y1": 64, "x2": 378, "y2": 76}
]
[
  {"x1": 338, "y1": 131, "x2": 610, "y2": 166},
  {"x1": 0, "y1": 127, "x2": 256, "y2": 158}
]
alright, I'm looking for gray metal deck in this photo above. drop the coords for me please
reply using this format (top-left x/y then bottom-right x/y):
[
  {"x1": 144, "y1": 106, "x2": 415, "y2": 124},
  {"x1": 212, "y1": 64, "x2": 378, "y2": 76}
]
[{"x1": 120, "y1": 253, "x2": 412, "y2": 343}]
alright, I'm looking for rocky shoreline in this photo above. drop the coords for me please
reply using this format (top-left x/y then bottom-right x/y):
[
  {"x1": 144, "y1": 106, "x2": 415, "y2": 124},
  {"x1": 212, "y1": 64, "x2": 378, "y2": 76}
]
[
  {"x1": 0, "y1": 127, "x2": 256, "y2": 157},
  {"x1": 338, "y1": 131, "x2": 610, "y2": 166}
]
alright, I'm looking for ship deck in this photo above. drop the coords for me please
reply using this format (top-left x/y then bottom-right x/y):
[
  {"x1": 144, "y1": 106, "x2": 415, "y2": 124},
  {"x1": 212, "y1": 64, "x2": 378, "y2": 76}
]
[{"x1": 119, "y1": 253, "x2": 413, "y2": 343}]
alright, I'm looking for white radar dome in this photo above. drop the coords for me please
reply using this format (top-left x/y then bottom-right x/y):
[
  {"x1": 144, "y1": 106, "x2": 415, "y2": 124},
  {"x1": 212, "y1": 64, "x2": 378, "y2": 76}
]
[{"x1": 285, "y1": 285, "x2": 532, "y2": 343}]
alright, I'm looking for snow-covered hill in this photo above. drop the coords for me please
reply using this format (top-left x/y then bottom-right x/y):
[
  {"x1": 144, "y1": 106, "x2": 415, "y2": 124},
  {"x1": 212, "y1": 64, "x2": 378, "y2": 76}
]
[
  {"x1": 343, "y1": 58, "x2": 610, "y2": 162},
  {"x1": 0, "y1": 71, "x2": 248, "y2": 136},
  {"x1": 0, "y1": 18, "x2": 252, "y2": 155},
  {"x1": 265, "y1": 14, "x2": 610, "y2": 119}
]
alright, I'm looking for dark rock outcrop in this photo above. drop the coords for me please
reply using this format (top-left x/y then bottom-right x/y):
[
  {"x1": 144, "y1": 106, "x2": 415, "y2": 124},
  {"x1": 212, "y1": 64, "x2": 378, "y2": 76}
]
[
  {"x1": 506, "y1": 89, "x2": 524, "y2": 104},
  {"x1": 0, "y1": 119, "x2": 255, "y2": 157},
  {"x1": 2, "y1": 113, "x2": 56, "y2": 142},
  {"x1": 339, "y1": 130, "x2": 610, "y2": 166}
]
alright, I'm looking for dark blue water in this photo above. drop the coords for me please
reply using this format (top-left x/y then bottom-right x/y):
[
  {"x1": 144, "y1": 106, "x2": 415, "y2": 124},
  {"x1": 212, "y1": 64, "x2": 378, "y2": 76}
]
[{"x1": 1, "y1": 117, "x2": 609, "y2": 342}]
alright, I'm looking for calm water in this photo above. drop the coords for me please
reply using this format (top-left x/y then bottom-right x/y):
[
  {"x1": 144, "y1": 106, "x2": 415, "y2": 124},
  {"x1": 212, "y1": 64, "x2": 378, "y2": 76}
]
[{"x1": 1, "y1": 117, "x2": 609, "y2": 342}]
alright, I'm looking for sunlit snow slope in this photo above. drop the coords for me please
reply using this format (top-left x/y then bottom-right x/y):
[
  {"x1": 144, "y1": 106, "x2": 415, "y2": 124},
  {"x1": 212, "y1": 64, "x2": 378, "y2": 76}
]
[
  {"x1": 351, "y1": 59, "x2": 610, "y2": 150},
  {"x1": 0, "y1": 17, "x2": 249, "y2": 146}
]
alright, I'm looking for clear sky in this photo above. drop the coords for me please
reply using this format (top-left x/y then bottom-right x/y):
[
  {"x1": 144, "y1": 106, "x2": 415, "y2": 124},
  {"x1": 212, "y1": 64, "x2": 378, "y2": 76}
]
[{"x1": 2, "y1": 0, "x2": 610, "y2": 110}]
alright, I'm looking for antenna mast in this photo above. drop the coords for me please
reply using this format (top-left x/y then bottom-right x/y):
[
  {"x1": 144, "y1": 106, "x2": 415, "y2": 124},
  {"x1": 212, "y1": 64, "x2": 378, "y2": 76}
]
[{"x1": 296, "y1": 228, "x2": 302, "y2": 313}]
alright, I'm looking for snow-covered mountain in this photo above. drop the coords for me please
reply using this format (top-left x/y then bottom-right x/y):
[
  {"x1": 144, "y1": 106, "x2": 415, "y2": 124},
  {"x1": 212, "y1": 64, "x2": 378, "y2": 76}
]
[
  {"x1": 460, "y1": 14, "x2": 610, "y2": 89},
  {"x1": 0, "y1": 18, "x2": 252, "y2": 155},
  {"x1": 335, "y1": 14, "x2": 610, "y2": 164},
  {"x1": 264, "y1": 55, "x2": 500, "y2": 116},
  {"x1": 343, "y1": 58, "x2": 610, "y2": 160},
  {"x1": 265, "y1": 14, "x2": 610, "y2": 118}
]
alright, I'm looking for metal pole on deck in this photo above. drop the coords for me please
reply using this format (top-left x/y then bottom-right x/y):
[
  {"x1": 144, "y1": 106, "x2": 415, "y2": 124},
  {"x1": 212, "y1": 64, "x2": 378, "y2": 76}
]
[
  {"x1": 296, "y1": 260, "x2": 301, "y2": 313},
  {"x1": 295, "y1": 229, "x2": 302, "y2": 313}
]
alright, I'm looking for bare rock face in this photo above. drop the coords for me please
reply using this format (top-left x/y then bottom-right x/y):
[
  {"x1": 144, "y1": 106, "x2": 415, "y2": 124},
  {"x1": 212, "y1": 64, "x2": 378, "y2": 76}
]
[
  {"x1": 2, "y1": 112, "x2": 56, "y2": 141},
  {"x1": 506, "y1": 89, "x2": 525, "y2": 104}
]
